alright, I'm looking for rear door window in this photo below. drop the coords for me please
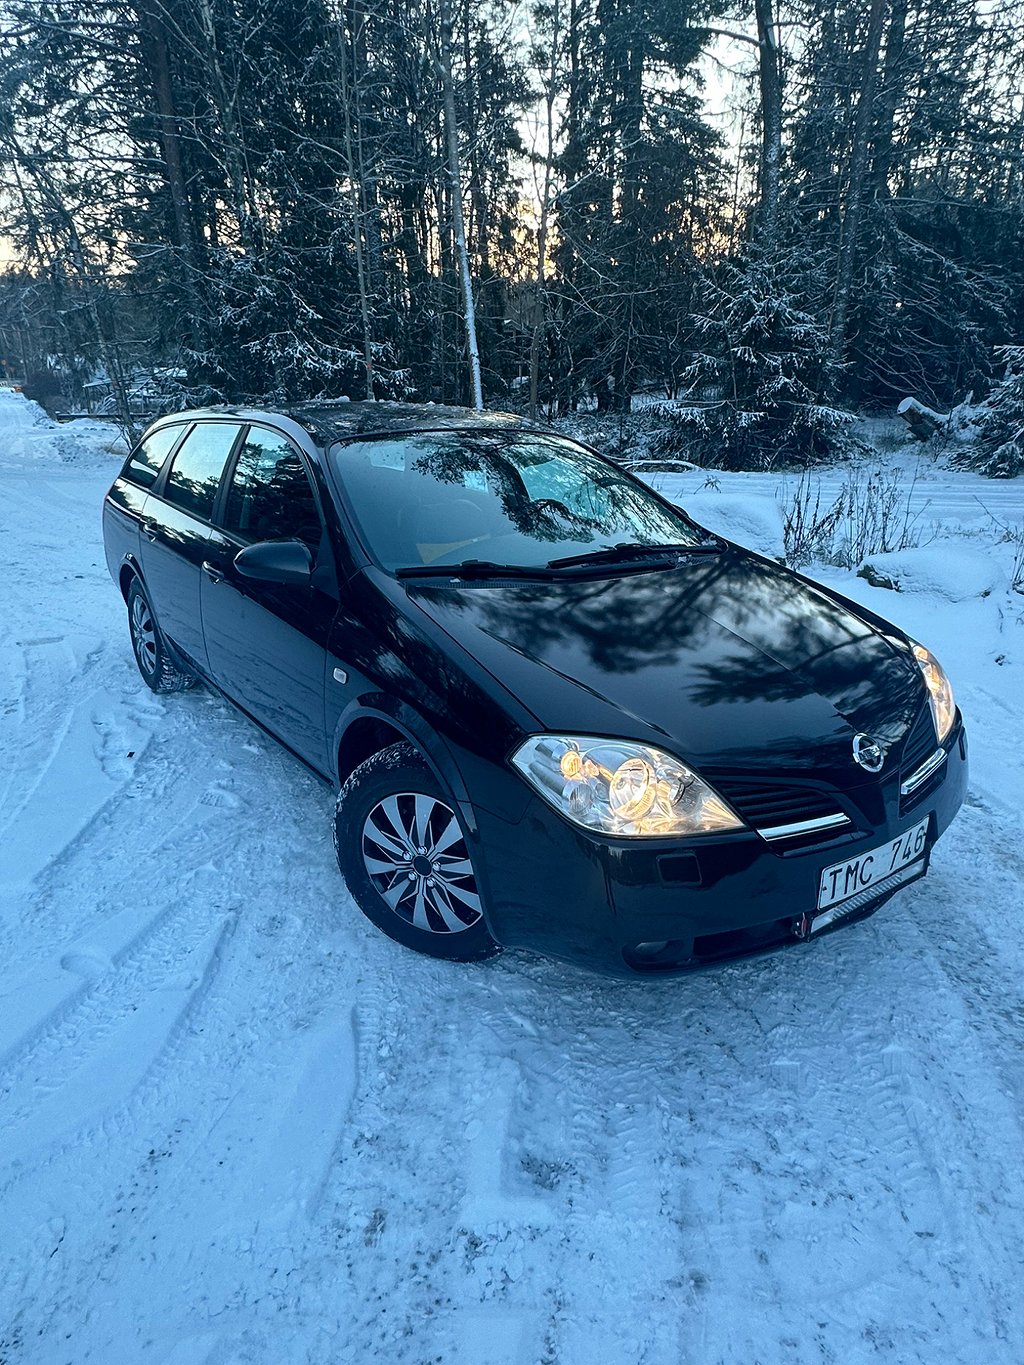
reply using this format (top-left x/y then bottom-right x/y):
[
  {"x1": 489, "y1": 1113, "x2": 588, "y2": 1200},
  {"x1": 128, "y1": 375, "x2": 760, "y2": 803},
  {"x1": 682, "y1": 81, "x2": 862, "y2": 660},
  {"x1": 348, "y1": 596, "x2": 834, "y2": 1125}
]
[
  {"x1": 164, "y1": 422, "x2": 242, "y2": 522},
  {"x1": 123, "y1": 424, "x2": 185, "y2": 489},
  {"x1": 222, "y1": 427, "x2": 322, "y2": 549}
]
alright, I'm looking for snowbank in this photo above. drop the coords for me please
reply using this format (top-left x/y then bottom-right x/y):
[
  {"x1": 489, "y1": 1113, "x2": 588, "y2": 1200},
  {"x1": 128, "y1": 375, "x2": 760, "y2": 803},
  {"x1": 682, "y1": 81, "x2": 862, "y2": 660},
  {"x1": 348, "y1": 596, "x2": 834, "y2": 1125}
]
[
  {"x1": 646, "y1": 473, "x2": 787, "y2": 557},
  {"x1": 0, "y1": 387, "x2": 56, "y2": 450},
  {"x1": 680, "y1": 490, "x2": 786, "y2": 557},
  {"x1": 0, "y1": 387, "x2": 125, "y2": 469},
  {"x1": 859, "y1": 545, "x2": 1003, "y2": 600}
]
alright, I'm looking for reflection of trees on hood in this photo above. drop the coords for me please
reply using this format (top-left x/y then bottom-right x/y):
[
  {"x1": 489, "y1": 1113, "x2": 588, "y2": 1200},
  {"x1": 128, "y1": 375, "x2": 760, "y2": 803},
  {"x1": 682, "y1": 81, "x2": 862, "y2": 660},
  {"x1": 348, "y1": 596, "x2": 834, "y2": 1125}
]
[
  {"x1": 432, "y1": 555, "x2": 735, "y2": 675},
  {"x1": 674, "y1": 564, "x2": 919, "y2": 739},
  {"x1": 686, "y1": 646, "x2": 918, "y2": 748},
  {"x1": 421, "y1": 549, "x2": 921, "y2": 743}
]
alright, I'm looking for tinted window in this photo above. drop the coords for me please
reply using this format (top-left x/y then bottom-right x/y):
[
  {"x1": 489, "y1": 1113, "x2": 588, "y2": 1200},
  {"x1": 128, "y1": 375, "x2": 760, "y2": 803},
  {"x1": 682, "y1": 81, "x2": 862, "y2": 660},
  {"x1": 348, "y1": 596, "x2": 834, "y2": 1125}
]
[
  {"x1": 223, "y1": 428, "x2": 322, "y2": 549},
  {"x1": 124, "y1": 425, "x2": 184, "y2": 489},
  {"x1": 164, "y1": 423, "x2": 241, "y2": 521},
  {"x1": 329, "y1": 431, "x2": 702, "y2": 571}
]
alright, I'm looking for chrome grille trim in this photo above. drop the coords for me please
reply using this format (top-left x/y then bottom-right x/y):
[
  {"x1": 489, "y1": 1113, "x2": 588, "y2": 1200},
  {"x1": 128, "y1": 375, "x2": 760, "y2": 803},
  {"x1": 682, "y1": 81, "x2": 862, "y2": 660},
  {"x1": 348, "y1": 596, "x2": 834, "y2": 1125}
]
[
  {"x1": 900, "y1": 746, "x2": 946, "y2": 797},
  {"x1": 759, "y1": 812, "x2": 852, "y2": 842}
]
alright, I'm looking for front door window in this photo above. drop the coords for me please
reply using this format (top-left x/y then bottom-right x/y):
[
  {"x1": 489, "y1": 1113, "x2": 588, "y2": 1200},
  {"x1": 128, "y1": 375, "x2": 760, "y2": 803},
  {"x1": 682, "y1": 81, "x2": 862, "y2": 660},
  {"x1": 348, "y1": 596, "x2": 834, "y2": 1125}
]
[{"x1": 223, "y1": 428, "x2": 322, "y2": 549}]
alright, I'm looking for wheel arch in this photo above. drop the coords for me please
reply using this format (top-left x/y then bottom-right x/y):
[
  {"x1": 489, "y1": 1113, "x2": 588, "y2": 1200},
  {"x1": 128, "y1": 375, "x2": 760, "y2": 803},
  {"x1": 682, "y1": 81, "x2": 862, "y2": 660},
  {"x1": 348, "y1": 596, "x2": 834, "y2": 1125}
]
[
  {"x1": 333, "y1": 698, "x2": 476, "y2": 829},
  {"x1": 118, "y1": 555, "x2": 144, "y2": 602}
]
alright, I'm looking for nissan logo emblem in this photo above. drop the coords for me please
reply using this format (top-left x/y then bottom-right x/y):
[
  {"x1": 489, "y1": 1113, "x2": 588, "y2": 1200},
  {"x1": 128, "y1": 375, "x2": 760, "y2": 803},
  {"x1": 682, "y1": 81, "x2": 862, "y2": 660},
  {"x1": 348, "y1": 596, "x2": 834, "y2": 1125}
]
[{"x1": 853, "y1": 733, "x2": 885, "y2": 772}]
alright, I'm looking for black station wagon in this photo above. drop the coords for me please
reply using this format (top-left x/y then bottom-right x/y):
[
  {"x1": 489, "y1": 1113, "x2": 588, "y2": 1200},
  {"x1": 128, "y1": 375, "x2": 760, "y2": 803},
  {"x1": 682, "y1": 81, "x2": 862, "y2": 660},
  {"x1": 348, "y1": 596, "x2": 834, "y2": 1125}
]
[{"x1": 102, "y1": 403, "x2": 967, "y2": 975}]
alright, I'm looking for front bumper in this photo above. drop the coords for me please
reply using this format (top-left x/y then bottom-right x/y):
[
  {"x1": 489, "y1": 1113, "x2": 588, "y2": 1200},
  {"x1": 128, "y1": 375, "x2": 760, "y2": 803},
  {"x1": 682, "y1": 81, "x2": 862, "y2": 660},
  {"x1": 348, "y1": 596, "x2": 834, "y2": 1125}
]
[{"x1": 473, "y1": 722, "x2": 968, "y2": 977}]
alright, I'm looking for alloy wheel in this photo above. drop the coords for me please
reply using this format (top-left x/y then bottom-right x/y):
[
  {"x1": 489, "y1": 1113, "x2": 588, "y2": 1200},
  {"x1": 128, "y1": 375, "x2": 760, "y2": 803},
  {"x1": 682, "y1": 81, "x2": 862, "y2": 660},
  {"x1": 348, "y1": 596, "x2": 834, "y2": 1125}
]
[
  {"x1": 361, "y1": 792, "x2": 482, "y2": 934},
  {"x1": 130, "y1": 592, "x2": 157, "y2": 674}
]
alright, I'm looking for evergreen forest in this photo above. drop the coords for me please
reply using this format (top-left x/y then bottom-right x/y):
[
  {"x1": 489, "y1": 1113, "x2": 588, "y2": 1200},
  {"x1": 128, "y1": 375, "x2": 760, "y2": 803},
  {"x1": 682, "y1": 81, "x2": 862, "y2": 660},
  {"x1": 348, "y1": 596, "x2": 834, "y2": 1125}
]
[{"x1": 1, "y1": 0, "x2": 1022, "y2": 464}]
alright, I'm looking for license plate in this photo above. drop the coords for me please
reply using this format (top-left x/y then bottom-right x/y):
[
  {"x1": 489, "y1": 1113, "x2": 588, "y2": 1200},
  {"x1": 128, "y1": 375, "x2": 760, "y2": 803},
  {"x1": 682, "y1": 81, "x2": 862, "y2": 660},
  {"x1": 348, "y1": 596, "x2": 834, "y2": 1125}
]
[{"x1": 817, "y1": 817, "x2": 929, "y2": 912}]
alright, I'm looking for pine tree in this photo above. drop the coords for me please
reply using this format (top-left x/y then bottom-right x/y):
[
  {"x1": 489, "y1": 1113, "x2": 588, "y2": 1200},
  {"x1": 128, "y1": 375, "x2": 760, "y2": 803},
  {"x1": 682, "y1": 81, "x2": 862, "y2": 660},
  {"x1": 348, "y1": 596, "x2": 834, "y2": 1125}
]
[
  {"x1": 553, "y1": 0, "x2": 726, "y2": 410},
  {"x1": 960, "y1": 347, "x2": 1024, "y2": 478},
  {"x1": 657, "y1": 245, "x2": 852, "y2": 470}
]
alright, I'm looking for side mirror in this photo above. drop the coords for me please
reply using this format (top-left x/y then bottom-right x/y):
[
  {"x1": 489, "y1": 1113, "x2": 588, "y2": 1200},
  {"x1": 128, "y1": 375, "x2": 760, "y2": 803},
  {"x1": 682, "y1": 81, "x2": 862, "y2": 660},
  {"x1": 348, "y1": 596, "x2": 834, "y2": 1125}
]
[{"x1": 234, "y1": 539, "x2": 313, "y2": 586}]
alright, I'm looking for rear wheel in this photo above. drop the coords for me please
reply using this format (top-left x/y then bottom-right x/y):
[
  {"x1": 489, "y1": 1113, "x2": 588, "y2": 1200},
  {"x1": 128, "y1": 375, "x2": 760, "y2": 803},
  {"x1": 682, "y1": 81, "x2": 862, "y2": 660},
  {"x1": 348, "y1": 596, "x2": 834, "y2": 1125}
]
[
  {"x1": 126, "y1": 578, "x2": 197, "y2": 694},
  {"x1": 334, "y1": 742, "x2": 499, "y2": 961}
]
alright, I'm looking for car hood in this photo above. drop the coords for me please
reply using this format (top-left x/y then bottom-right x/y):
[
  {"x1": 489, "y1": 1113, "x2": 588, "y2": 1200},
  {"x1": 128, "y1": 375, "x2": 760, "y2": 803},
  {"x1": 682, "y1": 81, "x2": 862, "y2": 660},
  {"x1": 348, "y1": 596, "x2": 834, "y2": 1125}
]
[{"x1": 402, "y1": 547, "x2": 925, "y2": 780}]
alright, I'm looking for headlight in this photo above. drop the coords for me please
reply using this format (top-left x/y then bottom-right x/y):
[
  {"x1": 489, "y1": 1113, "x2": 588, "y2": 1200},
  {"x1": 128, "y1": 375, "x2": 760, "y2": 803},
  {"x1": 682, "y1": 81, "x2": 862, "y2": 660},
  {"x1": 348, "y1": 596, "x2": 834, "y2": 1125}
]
[
  {"x1": 912, "y1": 642, "x2": 956, "y2": 743},
  {"x1": 510, "y1": 735, "x2": 744, "y2": 838}
]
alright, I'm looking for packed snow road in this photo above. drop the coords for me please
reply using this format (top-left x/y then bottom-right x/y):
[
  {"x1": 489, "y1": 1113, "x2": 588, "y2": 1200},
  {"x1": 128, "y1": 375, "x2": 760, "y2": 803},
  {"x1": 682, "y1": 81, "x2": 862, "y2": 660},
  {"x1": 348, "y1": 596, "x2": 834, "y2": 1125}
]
[{"x1": 1, "y1": 393, "x2": 1023, "y2": 1365}]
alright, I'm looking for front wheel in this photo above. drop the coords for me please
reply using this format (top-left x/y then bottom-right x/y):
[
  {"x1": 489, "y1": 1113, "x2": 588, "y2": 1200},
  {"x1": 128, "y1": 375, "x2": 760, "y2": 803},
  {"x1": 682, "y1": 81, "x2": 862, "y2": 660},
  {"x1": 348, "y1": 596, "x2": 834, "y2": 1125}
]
[{"x1": 333, "y1": 742, "x2": 499, "y2": 962}]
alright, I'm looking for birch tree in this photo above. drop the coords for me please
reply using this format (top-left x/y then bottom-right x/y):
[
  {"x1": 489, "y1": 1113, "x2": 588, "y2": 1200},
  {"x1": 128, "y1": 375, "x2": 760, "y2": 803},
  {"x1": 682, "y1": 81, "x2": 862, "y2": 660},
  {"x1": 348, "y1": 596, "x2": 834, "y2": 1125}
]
[{"x1": 434, "y1": 0, "x2": 483, "y2": 408}]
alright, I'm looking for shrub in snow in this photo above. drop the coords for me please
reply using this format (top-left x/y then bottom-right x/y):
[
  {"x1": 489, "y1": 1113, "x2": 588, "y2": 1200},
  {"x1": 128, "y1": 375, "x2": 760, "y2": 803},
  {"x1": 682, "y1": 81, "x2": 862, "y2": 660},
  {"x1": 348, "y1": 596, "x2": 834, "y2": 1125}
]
[
  {"x1": 653, "y1": 249, "x2": 858, "y2": 471},
  {"x1": 780, "y1": 468, "x2": 924, "y2": 569},
  {"x1": 956, "y1": 346, "x2": 1024, "y2": 478},
  {"x1": 1013, "y1": 531, "x2": 1024, "y2": 595}
]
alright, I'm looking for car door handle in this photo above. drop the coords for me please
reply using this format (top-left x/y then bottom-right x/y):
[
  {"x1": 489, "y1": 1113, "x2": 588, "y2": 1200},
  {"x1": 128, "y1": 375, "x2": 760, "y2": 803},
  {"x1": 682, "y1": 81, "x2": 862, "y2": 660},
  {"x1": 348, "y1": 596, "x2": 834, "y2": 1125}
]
[
  {"x1": 142, "y1": 518, "x2": 159, "y2": 541},
  {"x1": 202, "y1": 560, "x2": 225, "y2": 583}
]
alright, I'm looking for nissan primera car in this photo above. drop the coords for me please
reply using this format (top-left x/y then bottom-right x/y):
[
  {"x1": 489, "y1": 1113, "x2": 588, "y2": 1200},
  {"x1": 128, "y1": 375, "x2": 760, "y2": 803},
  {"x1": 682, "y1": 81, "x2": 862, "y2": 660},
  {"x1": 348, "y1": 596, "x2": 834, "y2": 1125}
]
[{"x1": 102, "y1": 403, "x2": 966, "y2": 975}]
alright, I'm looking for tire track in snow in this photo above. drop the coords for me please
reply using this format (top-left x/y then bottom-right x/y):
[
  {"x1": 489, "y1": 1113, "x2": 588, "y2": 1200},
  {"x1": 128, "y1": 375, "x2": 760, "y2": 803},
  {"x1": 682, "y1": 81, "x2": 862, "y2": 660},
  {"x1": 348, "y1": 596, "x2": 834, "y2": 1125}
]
[
  {"x1": 312, "y1": 960, "x2": 705, "y2": 1365},
  {"x1": 0, "y1": 896, "x2": 193, "y2": 1067},
  {"x1": 0, "y1": 901, "x2": 236, "y2": 1165},
  {"x1": 503, "y1": 984, "x2": 721, "y2": 1365},
  {"x1": 477, "y1": 927, "x2": 1023, "y2": 1365},
  {"x1": 683, "y1": 920, "x2": 1024, "y2": 1364},
  {"x1": 0, "y1": 714, "x2": 255, "y2": 1101},
  {"x1": 0, "y1": 632, "x2": 165, "y2": 985},
  {"x1": 294, "y1": 959, "x2": 527, "y2": 1363},
  {"x1": 451, "y1": 1052, "x2": 554, "y2": 1365},
  {"x1": 1, "y1": 803, "x2": 365, "y2": 1365},
  {"x1": 489, "y1": 998, "x2": 692, "y2": 1365},
  {"x1": 0, "y1": 638, "x2": 79, "y2": 855},
  {"x1": 460, "y1": 1052, "x2": 557, "y2": 1230},
  {"x1": 0, "y1": 712, "x2": 238, "y2": 980},
  {"x1": 904, "y1": 806, "x2": 1024, "y2": 1109},
  {"x1": 0, "y1": 751, "x2": 334, "y2": 1176},
  {"x1": 0, "y1": 911, "x2": 239, "y2": 1356}
]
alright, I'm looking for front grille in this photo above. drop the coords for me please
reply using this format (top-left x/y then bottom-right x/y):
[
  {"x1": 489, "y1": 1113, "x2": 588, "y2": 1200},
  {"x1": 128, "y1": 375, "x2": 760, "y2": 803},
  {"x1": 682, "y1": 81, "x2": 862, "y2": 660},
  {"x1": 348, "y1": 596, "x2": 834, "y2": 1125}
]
[
  {"x1": 715, "y1": 779, "x2": 847, "y2": 833},
  {"x1": 900, "y1": 703, "x2": 937, "y2": 778},
  {"x1": 898, "y1": 701, "x2": 944, "y2": 811}
]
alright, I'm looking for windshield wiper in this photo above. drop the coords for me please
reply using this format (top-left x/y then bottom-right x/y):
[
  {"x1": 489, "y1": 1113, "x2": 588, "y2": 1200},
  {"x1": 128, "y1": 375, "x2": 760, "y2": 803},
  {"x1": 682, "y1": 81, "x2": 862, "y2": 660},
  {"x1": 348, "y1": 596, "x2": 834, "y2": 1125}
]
[
  {"x1": 546, "y1": 539, "x2": 723, "y2": 571},
  {"x1": 395, "y1": 559, "x2": 559, "y2": 580},
  {"x1": 395, "y1": 539, "x2": 726, "y2": 581}
]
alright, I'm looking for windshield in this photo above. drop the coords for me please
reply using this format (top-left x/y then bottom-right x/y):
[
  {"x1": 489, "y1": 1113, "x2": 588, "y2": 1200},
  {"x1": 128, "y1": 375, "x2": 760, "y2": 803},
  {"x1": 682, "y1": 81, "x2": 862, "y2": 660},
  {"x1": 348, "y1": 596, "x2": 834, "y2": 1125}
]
[{"x1": 328, "y1": 430, "x2": 703, "y2": 573}]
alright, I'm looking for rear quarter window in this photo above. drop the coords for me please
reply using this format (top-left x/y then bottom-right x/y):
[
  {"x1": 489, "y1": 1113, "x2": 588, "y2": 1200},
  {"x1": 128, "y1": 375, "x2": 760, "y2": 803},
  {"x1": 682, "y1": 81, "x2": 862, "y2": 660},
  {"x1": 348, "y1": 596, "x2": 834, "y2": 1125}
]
[{"x1": 123, "y1": 425, "x2": 185, "y2": 489}]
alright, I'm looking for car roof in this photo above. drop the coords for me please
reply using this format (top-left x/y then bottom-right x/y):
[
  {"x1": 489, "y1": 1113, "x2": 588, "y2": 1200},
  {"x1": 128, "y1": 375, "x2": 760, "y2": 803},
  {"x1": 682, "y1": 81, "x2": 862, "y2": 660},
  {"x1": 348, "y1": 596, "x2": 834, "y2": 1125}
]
[{"x1": 150, "y1": 401, "x2": 539, "y2": 448}]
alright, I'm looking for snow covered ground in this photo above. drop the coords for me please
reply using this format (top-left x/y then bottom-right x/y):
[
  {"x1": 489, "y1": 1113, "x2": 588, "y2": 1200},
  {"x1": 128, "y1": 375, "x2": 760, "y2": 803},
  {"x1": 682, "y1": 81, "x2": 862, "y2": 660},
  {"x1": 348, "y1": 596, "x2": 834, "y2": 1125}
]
[{"x1": 1, "y1": 388, "x2": 1023, "y2": 1365}]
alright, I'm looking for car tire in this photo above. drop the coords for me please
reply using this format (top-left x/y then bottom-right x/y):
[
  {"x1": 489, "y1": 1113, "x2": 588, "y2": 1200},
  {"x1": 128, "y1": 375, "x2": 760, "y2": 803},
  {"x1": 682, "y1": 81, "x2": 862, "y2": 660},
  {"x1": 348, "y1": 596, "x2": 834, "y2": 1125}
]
[
  {"x1": 334, "y1": 742, "x2": 500, "y2": 962},
  {"x1": 126, "y1": 578, "x2": 197, "y2": 694}
]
